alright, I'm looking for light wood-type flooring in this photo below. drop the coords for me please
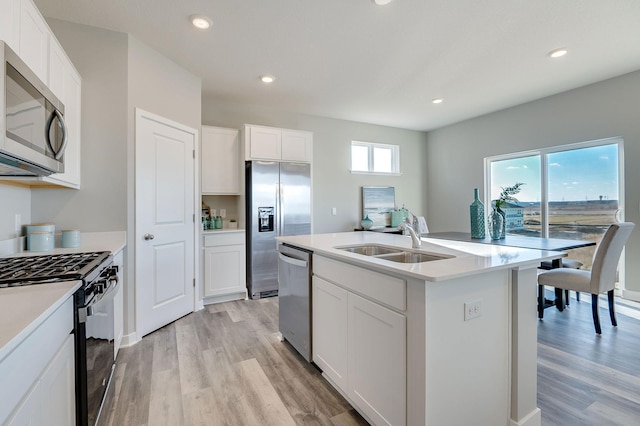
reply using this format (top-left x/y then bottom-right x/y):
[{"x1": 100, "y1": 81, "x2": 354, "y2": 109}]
[{"x1": 99, "y1": 293, "x2": 640, "y2": 426}]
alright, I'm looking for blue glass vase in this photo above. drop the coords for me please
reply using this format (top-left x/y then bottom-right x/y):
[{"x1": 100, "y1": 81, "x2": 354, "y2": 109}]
[
  {"x1": 488, "y1": 208, "x2": 504, "y2": 240},
  {"x1": 361, "y1": 215, "x2": 373, "y2": 230},
  {"x1": 469, "y1": 188, "x2": 485, "y2": 239}
]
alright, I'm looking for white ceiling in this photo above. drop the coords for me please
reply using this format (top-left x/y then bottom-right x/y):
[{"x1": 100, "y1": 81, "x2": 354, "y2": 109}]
[{"x1": 34, "y1": 0, "x2": 640, "y2": 131}]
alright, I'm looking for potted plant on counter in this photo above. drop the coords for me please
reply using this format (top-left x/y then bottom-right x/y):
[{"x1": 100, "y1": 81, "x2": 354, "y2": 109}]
[{"x1": 491, "y1": 182, "x2": 525, "y2": 239}]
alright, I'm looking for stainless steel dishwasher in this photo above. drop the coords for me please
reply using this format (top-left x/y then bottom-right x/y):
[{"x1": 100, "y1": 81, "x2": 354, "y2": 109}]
[{"x1": 278, "y1": 243, "x2": 312, "y2": 361}]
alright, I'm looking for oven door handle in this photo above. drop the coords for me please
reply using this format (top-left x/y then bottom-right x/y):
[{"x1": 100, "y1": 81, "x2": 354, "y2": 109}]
[{"x1": 78, "y1": 277, "x2": 119, "y2": 323}]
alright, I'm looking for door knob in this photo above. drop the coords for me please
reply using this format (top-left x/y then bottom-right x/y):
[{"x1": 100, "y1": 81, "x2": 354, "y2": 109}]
[{"x1": 144, "y1": 233, "x2": 155, "y2": 240}]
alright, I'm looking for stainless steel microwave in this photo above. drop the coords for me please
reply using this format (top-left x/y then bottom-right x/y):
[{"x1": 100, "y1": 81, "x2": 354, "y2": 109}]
[{"x1": 0, "y1": 41, "x2": 67, "y2": 176}]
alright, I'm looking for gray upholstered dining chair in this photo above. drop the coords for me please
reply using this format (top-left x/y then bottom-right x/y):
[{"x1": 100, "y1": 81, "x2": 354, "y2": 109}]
[{"x1": 537, "y1": 222, "x2": 635, "y2": 334}]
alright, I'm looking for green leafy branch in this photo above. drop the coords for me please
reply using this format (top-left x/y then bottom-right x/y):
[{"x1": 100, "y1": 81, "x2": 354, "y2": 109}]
[{"x1": 493, "y1": 182, "x2": 525, "y2": 210}]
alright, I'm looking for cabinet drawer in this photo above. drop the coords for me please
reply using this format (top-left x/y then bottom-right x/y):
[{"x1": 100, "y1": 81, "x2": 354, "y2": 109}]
[
  {"x1": 314, "y1": 255, "x2": 406, "y2": 311},
  {"x1": 203, "y1": 231, "x2": 245, "y2": 247}
]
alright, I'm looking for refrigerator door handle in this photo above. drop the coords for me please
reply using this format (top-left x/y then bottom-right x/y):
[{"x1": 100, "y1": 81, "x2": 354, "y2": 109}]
[{"x1": 277, "y1": 182, "x2": 283, "y2": 236}]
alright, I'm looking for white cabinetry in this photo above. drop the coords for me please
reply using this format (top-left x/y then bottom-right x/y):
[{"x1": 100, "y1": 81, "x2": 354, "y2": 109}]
[
  {"x1": 201, "y1": 126, "x2": 240, "y2": 194},
  {"x1": 16, "y1": 0, "x2": 48, "y2": 83},
  {"x1": 0, "y1": 0, "x2": 82, "y2": 189},
  {"x1": 348, "y1": 293, "x2": 406, "y2": 426},
  {"x1": 203, "y1": 231, "x2": 247, "y2": 303},
  {"x1": 113, "y1": 250, "x2": 124, "y2": 358},
  {"x1": 44, "y1": 38, "x2": 82, "y2": 188},
  {"x1": 312, "y1": 276, "x2": 348, "y2": 390},
  {"x1": 0, "y1": 296, "x2": 75, "y2": 425},
  {"x1": 281, "y1": 129, "x2": 313, "y2": 162},
  {"x1": 312, "y1": 255, "x2": 406, "y2": 426},
  {"x1": 244, "y1": 124, "x2": 312, "y2": 162},
  {"x1": 7, "y1": 335, "x2": 75, "y2": 425},
  {"x1": 0, "y1": 0, "x2": 19, "y2": 50}
]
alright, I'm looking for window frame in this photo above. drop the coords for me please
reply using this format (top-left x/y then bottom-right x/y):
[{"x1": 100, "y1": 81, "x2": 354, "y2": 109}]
[
  {"x1": 350, "y1": 141, "x2": 401, "y2": 176},
  {"x1": 484, "y1": 137, "x2": 625, "y2": 238}
]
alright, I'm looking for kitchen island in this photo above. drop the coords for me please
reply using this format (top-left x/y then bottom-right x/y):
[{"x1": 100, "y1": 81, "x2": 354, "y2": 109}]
[{"x1": 277, "y1": 231, "x2": 563, "y2": 426}]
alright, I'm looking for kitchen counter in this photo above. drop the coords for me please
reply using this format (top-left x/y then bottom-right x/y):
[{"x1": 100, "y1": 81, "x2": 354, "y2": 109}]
[
  {"x1": 202, "y1": 228, "x2": 244, "y2": 235},
  {"x1": 0, "y1": 230, "x2": 126, "y2": 363},
  {"x1": 0, "y1": 280, "x2": 80, "y2": 362},
  {"x1": 278, "y1": 231, "x2": 563, "y2": 281}
]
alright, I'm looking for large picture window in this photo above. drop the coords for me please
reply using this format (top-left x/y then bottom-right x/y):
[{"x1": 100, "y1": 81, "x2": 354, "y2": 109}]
[
  {"x1": 486, "y1": 138, "x2": 623, "y2": 272},
  {"x1": 351, "y1": 141, "x2": 400, "y2": 175}
]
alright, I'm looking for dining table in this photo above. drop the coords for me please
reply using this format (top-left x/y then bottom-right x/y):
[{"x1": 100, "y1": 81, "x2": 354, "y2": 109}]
[{"x1": 425, "y1": 231, "x2": 597, "y2": 317}]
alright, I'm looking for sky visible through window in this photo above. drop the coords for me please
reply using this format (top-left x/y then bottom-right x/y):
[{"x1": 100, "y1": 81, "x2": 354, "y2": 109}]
[{"x1": 491, "y1": 144, "x2": 618, "y2": 202}]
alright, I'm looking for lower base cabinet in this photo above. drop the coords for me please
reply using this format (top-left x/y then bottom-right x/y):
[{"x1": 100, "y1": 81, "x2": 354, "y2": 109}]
[
  {"x1": 7, "y1": 335, "x2": 75, "y2": 425},
  {"x1": 203, "y1": 231, "x2": 247, "y2": 303},
  {"x1": 1, "y1": 295, "x2": 75, "y2": 425},
  {"x1": 312, "y1": 277, "x2": 348, "y2": 390},
  {"x1": 348, "y1": 292, "x2": 406, "y2": 426},
  {"x1": 313, "y1": 260, "x2": 407, "y2": 426}
]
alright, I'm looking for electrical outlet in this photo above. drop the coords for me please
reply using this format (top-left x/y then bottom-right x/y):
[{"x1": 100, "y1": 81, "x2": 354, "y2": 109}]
[
  {"x1": 332, "y1": 207, "x2": 337, "y2": 216},
  {"x1": 464, "y1": 300, "x2": 483, "y2": 321},
  {"x1": 15, "y1": 214, "x2": 21, "y2": 232},
  {"x1": 220, "y1": 209, "x2": 226, "y2": 218}
]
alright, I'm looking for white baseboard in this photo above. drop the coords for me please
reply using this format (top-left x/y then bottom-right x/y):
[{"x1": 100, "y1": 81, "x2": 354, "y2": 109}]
[
  {"x1": 622, "y1": 289, "x2": 640, "y2": 302},
  {"x1": 510, "y1": 408, "x2": 541, "y2": 426},
  {"x1": 120, "y1": 332, "x2": 139, "y2": 348},
  {"x1": 202, "y1": 291, "x2": 247, "y2": 306}
]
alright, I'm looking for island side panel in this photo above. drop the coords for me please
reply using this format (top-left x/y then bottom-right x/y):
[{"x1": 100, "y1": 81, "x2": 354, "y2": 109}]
[
  {"x1": 510, "y1": 266, "x2": 541, "y2": 426},
  {"x1": 424, "y1": 269, "x2": 510, "y2": 425}
]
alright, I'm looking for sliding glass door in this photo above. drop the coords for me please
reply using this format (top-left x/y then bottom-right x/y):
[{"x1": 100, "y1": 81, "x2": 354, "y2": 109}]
[{"x1": 486, "y1": 138, "x2": 623, "y2": 272}]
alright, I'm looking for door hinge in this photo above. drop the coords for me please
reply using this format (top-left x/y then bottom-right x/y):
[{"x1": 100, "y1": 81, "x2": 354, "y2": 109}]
[
  {"x1": 193, "y1": 149, "x2": 195, "y2": 159},
  {"x1": 193, "y1": 213, "x2": 195, "y2": 222},
  {"x1": 193, "y1": 278, "x2": 196, "y2": 287}
]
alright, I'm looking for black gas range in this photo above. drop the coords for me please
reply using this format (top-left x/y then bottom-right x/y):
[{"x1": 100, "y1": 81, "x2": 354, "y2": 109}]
[
  {"x1": 0, "y1": 251, "x2": 111, "y2": 288},
  {"x1": 0, "y1": 251, "x2": 119, "y2": 426}
]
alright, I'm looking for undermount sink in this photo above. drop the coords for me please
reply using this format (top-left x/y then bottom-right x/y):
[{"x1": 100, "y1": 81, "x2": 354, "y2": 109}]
[
  {"x1": 339, "y1": 244, "x2": 402, "y2": 256},
  {"x1": 376, "y1": 252, "x2": 448, "y2": 263},
  {"x1": 336, "y1": 244, "x2": 451, "y2": 264}
]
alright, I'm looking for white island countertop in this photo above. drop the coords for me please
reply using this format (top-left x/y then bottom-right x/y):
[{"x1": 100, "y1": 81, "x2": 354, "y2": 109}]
[
  {"x1": 278, "y1": 231, "x2": 564, "y2": 282},
  {"x1": 0, "y1": 231, "x2": 127, "y2": 362}
]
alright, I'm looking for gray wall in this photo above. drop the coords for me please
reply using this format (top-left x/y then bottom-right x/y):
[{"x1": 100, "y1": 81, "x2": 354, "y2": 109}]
[
  {"x1": 31, "y1": 20, "x2": 128, "y2": 232},
  {"x1": 426, "y1": 70, "x2": 640, "y2": 294},
  {"x1": 125, "y1": 33, "x2": 202, "y2": 337},
  {"x1": 202, "y1": 100, "x2": 429, "y2": 233},
  {"x1": 0, "y1": 184, "x2": 30, "y2": 240},
  {"x1": 29, "y1": 20, "x2": 201, "y2": 339}
]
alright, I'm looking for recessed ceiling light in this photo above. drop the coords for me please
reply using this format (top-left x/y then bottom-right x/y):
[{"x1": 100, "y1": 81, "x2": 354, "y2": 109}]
[
  {"x1": 190, "y1": 14, "x2": 212, "y2": 29},
  {"x1": 373, "y1": 0, "x2": 393, "y2": 5},
  {"x1": 432, "y1": 98, "x2": 443, "y2": 104},
  {"x1": 261, "y1": 75, "x2": 275, "y2": 83},
  {"x1": 548, "y1": 48, "x2": 568, "y2": 58}
]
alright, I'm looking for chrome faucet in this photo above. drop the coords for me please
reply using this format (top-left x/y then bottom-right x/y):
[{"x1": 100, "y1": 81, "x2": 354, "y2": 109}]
[{"x1": 399, "y1": 218, "x2": 422, "y2": 248}]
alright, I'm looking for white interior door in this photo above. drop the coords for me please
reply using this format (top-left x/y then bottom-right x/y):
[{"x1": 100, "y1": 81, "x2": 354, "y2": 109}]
[{"x1": 135, "y1": 109, "x2": 196, "y2": 337}]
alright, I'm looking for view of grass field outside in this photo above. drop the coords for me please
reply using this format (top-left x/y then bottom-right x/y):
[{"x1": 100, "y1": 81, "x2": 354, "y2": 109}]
[{"x1": 490, "y1": 143, "x2": 620, "y2": 271}]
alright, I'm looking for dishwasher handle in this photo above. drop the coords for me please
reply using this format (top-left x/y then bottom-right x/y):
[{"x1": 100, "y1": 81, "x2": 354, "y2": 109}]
[{"x1": 278, "y1": 252, "x2": 308, "y2": 268}]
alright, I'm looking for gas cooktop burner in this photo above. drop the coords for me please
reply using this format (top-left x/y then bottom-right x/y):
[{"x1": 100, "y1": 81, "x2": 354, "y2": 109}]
[{"x1": 0, "y1": 251, "x2": 111, "y2": 287}]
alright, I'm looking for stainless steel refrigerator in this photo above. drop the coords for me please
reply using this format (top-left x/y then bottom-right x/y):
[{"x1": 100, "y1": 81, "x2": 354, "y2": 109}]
[{"x1": 246, "y1": 161, "x2": 311, "y2": 299}]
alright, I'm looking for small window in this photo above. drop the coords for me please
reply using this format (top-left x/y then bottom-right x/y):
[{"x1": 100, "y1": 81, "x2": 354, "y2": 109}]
[{"x1": 350, "y1": 141, "x2": 400, "y2": 175}]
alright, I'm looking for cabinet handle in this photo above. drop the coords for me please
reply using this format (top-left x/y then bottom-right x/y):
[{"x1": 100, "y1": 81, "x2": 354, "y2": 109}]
[{"x1": 144, "y1": 233, "x2": 155, "y2": 240}]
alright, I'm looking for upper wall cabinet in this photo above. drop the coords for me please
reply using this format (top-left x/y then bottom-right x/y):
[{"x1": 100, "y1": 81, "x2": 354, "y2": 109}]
[
  {"x1": 201, "y1": 126, "x2": 241, "y2": 194},
  {"x1": 0, "y1": 0, "x2": 82, "y2": 189},
  {"x1": 17, "y1": 0, "x2": 49, "y2": 83},
  {"x1": 0, "y1": 0, "x2": 19, "y2": 50},
  {"x1": 43, "y1": 43, "x2": 81, "y2": 189},
  {"x1": 244, "y1": 124, "x2": 312, "y2": 163}
]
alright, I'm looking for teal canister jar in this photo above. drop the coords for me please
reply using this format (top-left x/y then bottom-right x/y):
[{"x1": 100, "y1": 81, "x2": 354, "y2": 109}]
[
  {"x1": 469, "y1": 188, "x2": 486, "y2": 239},
  {"x1": 26, "y1": 223, "x2": 55, "y2": 251}
]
